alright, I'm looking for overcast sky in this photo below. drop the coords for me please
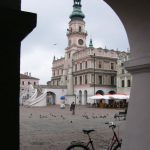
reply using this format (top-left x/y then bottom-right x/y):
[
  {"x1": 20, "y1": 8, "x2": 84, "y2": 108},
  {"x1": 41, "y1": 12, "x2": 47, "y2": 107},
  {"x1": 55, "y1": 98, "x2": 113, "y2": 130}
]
[{"x1": 21, "y1": 0, "x2": 129, "y2": 85}]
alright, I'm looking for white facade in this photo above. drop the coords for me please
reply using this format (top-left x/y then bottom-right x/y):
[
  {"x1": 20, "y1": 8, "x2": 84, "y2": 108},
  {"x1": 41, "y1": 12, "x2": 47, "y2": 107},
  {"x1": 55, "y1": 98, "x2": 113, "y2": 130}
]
[
  {"x1": 117, "y1": 52, "x2": 132, "y2": 95},
  {"x1": 47, "y1": 1, "x2": 130, "y2": 105},
  {"x1": 20, "y1": 72, "x2": 39, "y2": 91}
]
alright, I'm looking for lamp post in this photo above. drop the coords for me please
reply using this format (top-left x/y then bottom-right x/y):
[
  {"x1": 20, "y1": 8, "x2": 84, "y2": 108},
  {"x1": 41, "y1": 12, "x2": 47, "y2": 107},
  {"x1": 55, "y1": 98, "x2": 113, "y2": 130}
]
[{"x1": 94, "y1": 53, "x2": 95, "y2": 95}]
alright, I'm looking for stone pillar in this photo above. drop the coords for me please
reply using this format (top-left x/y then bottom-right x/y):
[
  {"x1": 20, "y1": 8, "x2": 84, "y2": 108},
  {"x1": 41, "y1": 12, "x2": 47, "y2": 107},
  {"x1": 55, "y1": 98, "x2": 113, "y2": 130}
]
[
  {"x1": 0, "y1": 1, "x2": 36, "y2": 150},
  {"x1": 104, "y1": 0, "x2": 150, "y2": 149}
]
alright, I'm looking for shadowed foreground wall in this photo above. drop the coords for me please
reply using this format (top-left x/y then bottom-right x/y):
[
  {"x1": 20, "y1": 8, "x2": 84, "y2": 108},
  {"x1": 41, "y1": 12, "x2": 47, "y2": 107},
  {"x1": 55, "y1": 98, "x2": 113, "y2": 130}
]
[
  {"x1": 0, "y1": 0, "x2": 36, "y2": 150},
  {"x1": 104, "y1": 0, "x2": 150, "y2": 149}
]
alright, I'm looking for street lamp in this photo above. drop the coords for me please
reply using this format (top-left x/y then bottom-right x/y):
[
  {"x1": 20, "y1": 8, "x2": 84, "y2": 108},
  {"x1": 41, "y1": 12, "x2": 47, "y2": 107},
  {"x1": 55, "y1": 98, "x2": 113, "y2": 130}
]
[{"x1": 94, "y1": 53, "x2": 95, "y2": 95}]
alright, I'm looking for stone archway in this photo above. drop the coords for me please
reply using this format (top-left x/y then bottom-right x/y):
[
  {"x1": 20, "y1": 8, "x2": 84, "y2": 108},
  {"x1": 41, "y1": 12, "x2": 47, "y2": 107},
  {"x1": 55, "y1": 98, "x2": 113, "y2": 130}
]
[
  {"x1": 46, "y1": 91, "x2": 56, "y2": 105},
  {"x1": 108, "y1": 90, "x2": 116, "y2": 94},
  {"x1": 104, "y1": 0, "x2": 150, "y2": 149},
  {"x1": 96, "y1": 90, "x2": 104, "y2": 95}
]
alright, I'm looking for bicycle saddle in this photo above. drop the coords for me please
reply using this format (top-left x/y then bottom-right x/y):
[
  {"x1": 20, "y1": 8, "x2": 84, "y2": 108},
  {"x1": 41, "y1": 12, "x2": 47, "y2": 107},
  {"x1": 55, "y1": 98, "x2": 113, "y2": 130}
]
[{"x1": 82, "y1": 129, "x2": 95, "y2": 134}]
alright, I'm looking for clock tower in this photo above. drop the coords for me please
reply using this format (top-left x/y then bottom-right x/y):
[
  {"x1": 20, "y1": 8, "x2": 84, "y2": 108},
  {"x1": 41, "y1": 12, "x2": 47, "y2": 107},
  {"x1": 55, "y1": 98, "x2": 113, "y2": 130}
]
[
  {"x1": 62, "y1": 0, "x2": 87, "y2": 103},
  {"x1": 66, "y1": 0, "x2": 87, "y2": 50}
]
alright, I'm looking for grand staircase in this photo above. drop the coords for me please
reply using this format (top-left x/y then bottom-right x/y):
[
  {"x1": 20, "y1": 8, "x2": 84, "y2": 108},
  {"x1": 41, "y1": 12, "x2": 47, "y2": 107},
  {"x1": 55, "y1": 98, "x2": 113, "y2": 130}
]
[{"x1": 20, "y1": 85, "x2": 48, "y2": 107}]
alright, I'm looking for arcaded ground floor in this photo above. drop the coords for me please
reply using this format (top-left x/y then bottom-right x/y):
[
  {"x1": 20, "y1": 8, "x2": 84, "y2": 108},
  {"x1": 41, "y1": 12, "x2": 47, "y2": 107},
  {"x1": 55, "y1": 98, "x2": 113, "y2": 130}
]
[{"x1": 20, "y1": 105, "x2": 126, "y2": 150}]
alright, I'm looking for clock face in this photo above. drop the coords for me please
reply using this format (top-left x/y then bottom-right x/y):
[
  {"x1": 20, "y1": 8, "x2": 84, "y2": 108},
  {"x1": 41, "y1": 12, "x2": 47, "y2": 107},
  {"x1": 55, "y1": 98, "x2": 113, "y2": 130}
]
[{"x1": 78, "y1": 39, "x2": 84, "y2": 45}]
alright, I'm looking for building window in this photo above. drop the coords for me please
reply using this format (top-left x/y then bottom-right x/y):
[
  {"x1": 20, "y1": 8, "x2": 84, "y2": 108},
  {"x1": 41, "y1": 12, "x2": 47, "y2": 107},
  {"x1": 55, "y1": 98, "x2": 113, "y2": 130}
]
[
  {"x1": 22, "y1": 81, "x2": 24, "y2": 85},
  {"x1": 75, "y1": 64, "x2": 77, "y2": 71},
  {"x1": 127, "y1": 79, "x2": 131, "y2": 87},
  {"x1": 80, "y1": 63, "x2": 82, "y2": 70},
  {"x1": 99, "y1": 61, "x2": 102, "y2": 68},
  {"x1": 61, "y1": 69, "x2": 63, "y2": 75},
  {"x1": 121, "y1": 63, "x2": 124, "y2": 67},
  {"x1": 79, "y1": 26, "x2": 82, "y2": 32},
  {"x1": 85, "y1": 61, "x2": 87, "y2": 69},
  {"x1": 68, "y1": 53, "x2": 70, "y2": 58},
  {"x1": 65, "y1": 76, "x2": 67, "y2": 80},
  {"x1": 85, "y1": 75, "x2": 87, "y2": 84},
  {"x1": 34, "y1": 82, "x2": 36, "y2": 86},
  {"x1": 122, "y1": 80, "x2": 125, "y2": 87},
  {"x1": 80, "y1": 76, "x2": 82, "y2": 84},
  {"x1": 111, "y1": 63, "x2": 114, "y2": 70},
  {"x1": 69, "y1": 40, "x2": 71, "y2": 46},
  {"x1": 75, "y1": 77, "x2": 77, "y2": 85},
  {"x1": 99, "y1": 76, "x2": 102, "y2": 84},
  {"x1": 28, "y1": 82, "x2": 30, "y2": 85},
  {"x1": 122, "y1": 69, "x2": 125, "y2": 74},
  {"x1": 111, "y1": 76, "x2": 115, "y2": 85}
]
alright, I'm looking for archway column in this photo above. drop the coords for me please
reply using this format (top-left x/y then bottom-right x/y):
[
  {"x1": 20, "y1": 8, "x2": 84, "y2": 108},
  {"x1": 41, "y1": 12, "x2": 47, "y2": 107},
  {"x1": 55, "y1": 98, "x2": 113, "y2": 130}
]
[{"x1": 104, "y1": 0, "x2": 150, "y2": 149}]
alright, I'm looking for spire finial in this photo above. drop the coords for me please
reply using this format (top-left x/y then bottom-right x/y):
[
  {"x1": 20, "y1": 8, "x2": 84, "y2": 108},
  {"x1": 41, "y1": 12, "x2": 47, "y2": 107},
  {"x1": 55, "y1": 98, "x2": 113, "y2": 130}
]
[{"x1": 74, "y1": 0, "x2": 81, "y2": 6}]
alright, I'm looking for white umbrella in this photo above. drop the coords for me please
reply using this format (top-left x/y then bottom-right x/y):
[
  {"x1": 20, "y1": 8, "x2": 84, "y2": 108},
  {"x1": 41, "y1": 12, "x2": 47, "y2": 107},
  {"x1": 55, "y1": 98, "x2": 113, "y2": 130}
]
[
  {"x1": 87, "y1": 94, "x2": 104, "y2": 104},
  {"x1": 88, "y1": 94, "x2": 104, "y2": 100},
  {"x1": 108, "y1": 94, "x2": 129, "y2": 100}
]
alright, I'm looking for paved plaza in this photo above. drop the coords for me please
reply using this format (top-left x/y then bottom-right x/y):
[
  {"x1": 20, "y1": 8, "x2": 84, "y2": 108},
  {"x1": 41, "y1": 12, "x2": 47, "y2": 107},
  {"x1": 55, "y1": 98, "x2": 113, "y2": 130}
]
[{"x1": 20, "y1": 105, "x2": 126, "y2": 150}]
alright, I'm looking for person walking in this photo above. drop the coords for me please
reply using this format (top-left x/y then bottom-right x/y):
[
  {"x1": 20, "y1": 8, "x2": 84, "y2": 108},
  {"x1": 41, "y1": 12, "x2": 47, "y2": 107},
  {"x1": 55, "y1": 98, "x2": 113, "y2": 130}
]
[{"x1": 70, "y1": 102, "x2": 75, "y2": 115}]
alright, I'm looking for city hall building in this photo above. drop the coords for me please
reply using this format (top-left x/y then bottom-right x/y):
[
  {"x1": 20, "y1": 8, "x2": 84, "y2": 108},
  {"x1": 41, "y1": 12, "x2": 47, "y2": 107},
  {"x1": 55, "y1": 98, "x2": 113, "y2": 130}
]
[{"x1": 47, "y1": 0, "x2": 131, "y2": 105}]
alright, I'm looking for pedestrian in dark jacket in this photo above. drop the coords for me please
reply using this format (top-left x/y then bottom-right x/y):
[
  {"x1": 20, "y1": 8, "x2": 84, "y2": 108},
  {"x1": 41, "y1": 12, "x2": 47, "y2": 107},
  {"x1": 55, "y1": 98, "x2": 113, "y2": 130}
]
[{"x1": 70, "y1": 102, "x2": 75, "y2": 115}]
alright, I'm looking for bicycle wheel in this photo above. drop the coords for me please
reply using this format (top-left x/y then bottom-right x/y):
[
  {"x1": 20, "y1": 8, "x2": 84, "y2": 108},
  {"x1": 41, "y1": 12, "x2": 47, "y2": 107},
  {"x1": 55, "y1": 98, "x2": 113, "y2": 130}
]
[{"x1": 66, "y1": 143, "x2": 90, "y2": 150}]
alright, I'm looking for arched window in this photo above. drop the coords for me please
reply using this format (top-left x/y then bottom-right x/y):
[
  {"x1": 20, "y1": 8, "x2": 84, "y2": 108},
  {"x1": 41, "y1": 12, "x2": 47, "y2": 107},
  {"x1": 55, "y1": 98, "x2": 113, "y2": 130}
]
[
  {"x1": 96, "y1": 90, "x2": 104, "y2": 95},
  {"x1": 127, "y1": 79, "x2": 131, "y2": 87}
]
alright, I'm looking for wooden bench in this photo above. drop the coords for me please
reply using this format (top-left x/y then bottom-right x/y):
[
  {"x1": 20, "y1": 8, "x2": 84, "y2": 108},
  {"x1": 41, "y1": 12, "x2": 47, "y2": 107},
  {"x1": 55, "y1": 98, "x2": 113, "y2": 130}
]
[{"x1": 114, "y1": 108, "x2": 127, "y2": 121}]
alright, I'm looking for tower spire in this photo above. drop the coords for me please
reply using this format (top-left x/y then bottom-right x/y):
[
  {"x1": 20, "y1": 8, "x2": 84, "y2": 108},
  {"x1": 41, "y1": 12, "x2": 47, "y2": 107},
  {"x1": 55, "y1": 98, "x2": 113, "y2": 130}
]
[
  {"x1": 89, "y1": 38, "x2": 94, "y2": 48},
  {"x1": 70, "y1": 0, "x2": 85, "y2": 20}
]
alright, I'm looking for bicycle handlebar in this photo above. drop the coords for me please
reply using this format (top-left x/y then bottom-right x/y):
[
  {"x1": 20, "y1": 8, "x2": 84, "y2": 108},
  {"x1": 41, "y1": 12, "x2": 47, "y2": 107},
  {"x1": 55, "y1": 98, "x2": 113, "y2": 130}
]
[{"x1": 105, "y1": 122, "x2": 116, "y2": 128}]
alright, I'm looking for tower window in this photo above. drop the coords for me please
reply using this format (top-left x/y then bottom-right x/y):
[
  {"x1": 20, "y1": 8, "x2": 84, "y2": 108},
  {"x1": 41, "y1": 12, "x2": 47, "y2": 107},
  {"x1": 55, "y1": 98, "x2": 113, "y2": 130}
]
[
  {"x1": 79, "y1": 26, "x2": 82, "y2": 32},
  {"x1": 68, "y1": 53, "x2": 71, "y2": 58}
]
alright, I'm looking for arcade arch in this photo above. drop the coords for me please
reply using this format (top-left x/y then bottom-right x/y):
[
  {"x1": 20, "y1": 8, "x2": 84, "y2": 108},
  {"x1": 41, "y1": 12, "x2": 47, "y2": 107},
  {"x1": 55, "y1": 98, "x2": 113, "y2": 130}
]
[
  {"x1": 46, "y1": 91, "x2": 56, "y2": 105},
  {"x1": 96, "y1": 90, "x2": 104, "y2": 95},
  {"x1": 84, "y1": 90, "x2": 88, "y2": 104}
]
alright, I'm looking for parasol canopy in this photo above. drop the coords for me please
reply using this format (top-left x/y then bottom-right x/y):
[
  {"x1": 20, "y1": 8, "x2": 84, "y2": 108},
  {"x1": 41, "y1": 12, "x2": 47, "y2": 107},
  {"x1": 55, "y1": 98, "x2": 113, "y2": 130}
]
[{"x1": 60, "y1": 96, "x2": 65, "y2": 100}]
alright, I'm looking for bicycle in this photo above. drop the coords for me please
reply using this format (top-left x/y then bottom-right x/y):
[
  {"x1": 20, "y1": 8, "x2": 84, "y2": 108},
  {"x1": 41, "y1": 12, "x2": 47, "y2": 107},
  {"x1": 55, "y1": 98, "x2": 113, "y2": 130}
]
[{"x1": 66, "y1": 122, "x2": 122, "y2": 150}]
